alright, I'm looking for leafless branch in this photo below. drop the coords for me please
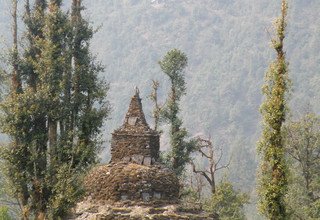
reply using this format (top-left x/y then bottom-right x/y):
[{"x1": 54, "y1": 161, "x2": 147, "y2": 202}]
[
  {"x1": 190, "y1": 136, "x2": 231, "y2": 194},
  {"x1": 191, "y1": 161, "x2": 212, "y2": 186}
]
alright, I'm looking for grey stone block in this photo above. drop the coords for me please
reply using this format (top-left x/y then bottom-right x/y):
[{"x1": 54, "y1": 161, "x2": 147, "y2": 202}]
[
  {"x1": 142, "y1": 192, "x2": 150, "y2": 202},
  {"x1": 131, "y1": 154, "x2": 144, "y2": 164},
  {"x1": 143, "y1": 157, "x2": 152, "y2": 165}
]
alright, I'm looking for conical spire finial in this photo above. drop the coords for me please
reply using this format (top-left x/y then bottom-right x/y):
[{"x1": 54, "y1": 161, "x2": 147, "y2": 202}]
[
  {"x1": 134, "y1": 86, "x2": 140, "y2": 97},
  {"x1": 122, "y1": 87, "x2": 148, "y2": 128}
]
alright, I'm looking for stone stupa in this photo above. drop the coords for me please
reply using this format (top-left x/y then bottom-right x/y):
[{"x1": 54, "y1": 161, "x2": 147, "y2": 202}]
[
  {"x1": 84, "y1": 88, "x2": 180, "y2": 205},
  {"x1": 72, "y1": 89, "x2": 216, "y2": 220}
]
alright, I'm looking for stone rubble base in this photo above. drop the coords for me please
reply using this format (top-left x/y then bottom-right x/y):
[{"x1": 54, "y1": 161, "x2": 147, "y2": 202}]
[{"x1": 69, "y1": 202, "x2": 217, "y2": 220}]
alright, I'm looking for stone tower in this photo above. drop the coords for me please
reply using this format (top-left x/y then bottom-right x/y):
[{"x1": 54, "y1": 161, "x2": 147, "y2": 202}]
[
  {"x1": 84, "y1": 89, "x2": 180, "y2": 205},
  {"x1": 110, "y1": 89, "x2": 160, "y2": 165}
]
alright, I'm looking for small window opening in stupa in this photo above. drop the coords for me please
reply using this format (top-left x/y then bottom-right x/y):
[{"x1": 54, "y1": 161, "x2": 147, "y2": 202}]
[
  {"x1": 154, "y1": 192, "x2": 161, "y2": 199},
  {"x1": 121, "y1": 194, "x2": 129, "y2": 201},
  {"x1": 128, "y1": 117, "x2": 138, "y2": 125},
  {"x1": 142, "y1": 192, "x2": 151, "y2": 202}
]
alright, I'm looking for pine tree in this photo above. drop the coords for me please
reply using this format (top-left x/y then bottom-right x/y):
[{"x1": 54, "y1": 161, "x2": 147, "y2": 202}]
[
  {"x1": 159, "y1": 48, "x2": 195, "y2": 176},
  {"x1": 0, "y1": 0, "x2": 109, "y2": 219},
  {"x1": 257, "y1": 0, "x2": 290, "y2": 219}
]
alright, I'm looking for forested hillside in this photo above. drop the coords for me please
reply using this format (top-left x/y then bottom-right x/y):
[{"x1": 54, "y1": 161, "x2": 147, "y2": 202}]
[{"x1": 0, "y1": 0, "x2": 319, "y2": 218}]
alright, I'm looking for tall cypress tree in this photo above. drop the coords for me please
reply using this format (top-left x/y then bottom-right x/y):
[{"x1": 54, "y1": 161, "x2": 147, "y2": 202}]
[
  {"x1": 1, "y1": 0, "x2": 109, "y2": 218},
  {"x1": 257, "y1": 0, "x2": 289, "y2": 219},
  {"x1": 159, "y1": 49, "x2": 195, "y2": 176}
]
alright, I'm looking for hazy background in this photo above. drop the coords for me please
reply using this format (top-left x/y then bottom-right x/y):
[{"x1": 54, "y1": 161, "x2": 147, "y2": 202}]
[{"x1": 0, "y1": 0, "x2": 319, "y2": 218}]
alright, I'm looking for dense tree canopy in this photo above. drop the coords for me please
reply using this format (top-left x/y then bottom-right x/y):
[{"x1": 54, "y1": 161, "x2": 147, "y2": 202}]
[{"x1": 0, "y1": 0, "x2": 109, "y2": 219}]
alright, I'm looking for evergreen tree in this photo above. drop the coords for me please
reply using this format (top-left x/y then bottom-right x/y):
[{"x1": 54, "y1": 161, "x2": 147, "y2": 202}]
[
  {"x1": 284, "y1": 113, "x2": 320, "y2": 219},
  {"x1": 204, "y1": 180, "x2": 249, "y2": 220},
  {"x1": 11, "y1": 0, "x2": 22, "y2": 93},
  {"x1": 257, "y1": 0, "x2": 290, "y2": 219},
  {"x1": 0, "y1": 0, "x2": 109, "y2": 219},
  {"x1": 23, "y1": 0, "x2": 46, "y2": 91},
  {"x1": 149, "y1": 80, "x2": 161, "y2": 131},
  {"x1": 159, "y1": 48, "x2": 195, "y2": 176}
]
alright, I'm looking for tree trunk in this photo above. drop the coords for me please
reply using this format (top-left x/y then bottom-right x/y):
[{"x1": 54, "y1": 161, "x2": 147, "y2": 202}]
[
  {"x1": 35, "y1": 212, "x2": 45, "y2": 220},
  {"x1": 170, "y1": 79, "x2": 179, "y2": 170},
  {"x1": 21, "y1": 206, "x2": 30, "y2": 220},
  {"x1": 151, "y1": 80, "x2": 160, "y2": 131},
  {"x1": 48, "y1": 118, "x2": 57, "y2": 164},
  {"x1": 12, "y1": 0, "x2": 22, "y2": 93},
  {"x1": 20, "y1": 187, "x2": 30, "y2": 220},
  {"x1": 13, "y1": 1, "x2": 30, "y2": 217},
  {"x1": 211, "y1": 178, "x2": 216, "y2": 194}
]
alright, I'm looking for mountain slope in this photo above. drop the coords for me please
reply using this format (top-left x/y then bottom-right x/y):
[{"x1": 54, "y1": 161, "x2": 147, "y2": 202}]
[{"x1": 0, "y1": 0, "x2": 319, "y2": 218}]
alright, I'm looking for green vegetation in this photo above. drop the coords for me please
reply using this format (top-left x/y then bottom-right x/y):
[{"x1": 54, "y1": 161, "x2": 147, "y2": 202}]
[
  {"x1": 284, "y1": 113, "x2": 320, "y2": 219},
  {"x1": 0, "y1": 206, "x2": 11, "y2": 220},
  {"x1": 159, "y1": 48, "x2": 196, "y2": 176},
  {"x1": 149, "y1": 80, "x2": 161, "y2": 131},
  {"x1": 204, "y1": 181, "x2": 249, "y2": 220},
  {"x1": 0, "y1": 0, "x2": 109, "y2": 219},
  {"x1": 257, "y1": 0, "x2": 290, "y2": 218},
  {"x1": 0, "y1": 0, "x2": 318, "y2": 219}
]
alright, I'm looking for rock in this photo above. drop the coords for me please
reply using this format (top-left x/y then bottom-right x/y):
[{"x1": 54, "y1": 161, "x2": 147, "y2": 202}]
[
  {"x1": 142, "y1": 192, "x2": 151, "y2": 202},
  {"x1": 128, "y1": 117, "x2": 138, "y2": 126},
  {"x1": 85, "y1": 206, "x2": 99, "y2": 213},
  {"x1": 122, "y1": 156, "x2": 131, "y2": 163},
  {"x1": 96, "y1": 213, "x2": 114, "y2": 220},
  {"x1": 70, "y1": 203, "x2": 217, "y2": 220},
  {"x1": 131, "y1": 154, "x2": 144, "y2": 164},
  {"x1": 120, "y1": 194, "x2": 128, "y2": 201},
  {"x1": 154, "y1": 192, "x2": 161, "y2": 199},
  {"x1": 143, "y1": 156, "x2": 152, "y2": 165}
]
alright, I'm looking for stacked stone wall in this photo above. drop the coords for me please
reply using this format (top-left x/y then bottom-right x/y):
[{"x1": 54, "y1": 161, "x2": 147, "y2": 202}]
[{"x1": 111, "y1": 134, "x2": 159, "y2": 163}]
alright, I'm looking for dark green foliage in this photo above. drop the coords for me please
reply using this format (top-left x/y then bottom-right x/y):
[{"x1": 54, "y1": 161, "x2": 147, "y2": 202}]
[
  {"x1": 149, "y1": 80, "x2": 161, "y2": 131},
  {"x1": 204, "y1": 181, "x2": 249, "y2": 220},
  {"x1": 0, "y1": 206, "x2": 11, "y2": 220},
  {"x1": 257, "y1": 0, "x2": 290, "y2": 219},
  {"x1": 159, "y1": 49, "x2": 187, "y2": 98},
  {"x1": 159, "y1": 49, "x2": 196, "y2": 176},
  {"x1": 284, "y1": 113, "x2": 320, "y2": 219},
  {"x1": 0, "y1": 0, "x2": 109, "y2": 219}
]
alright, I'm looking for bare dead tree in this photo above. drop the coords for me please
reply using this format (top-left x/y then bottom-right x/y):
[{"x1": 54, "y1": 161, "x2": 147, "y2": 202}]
[{"x1": 191, "y1": 137, "x2": 230, "y2": 194}]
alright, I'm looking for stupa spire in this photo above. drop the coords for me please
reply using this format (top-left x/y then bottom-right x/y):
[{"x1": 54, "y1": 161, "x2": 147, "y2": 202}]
[
  {"x1": 123, "y1": 87, "x2": 148, "y2": 128},
  {"x1": 111, "y1": 88, "x2": 159, "y2": 163}
]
